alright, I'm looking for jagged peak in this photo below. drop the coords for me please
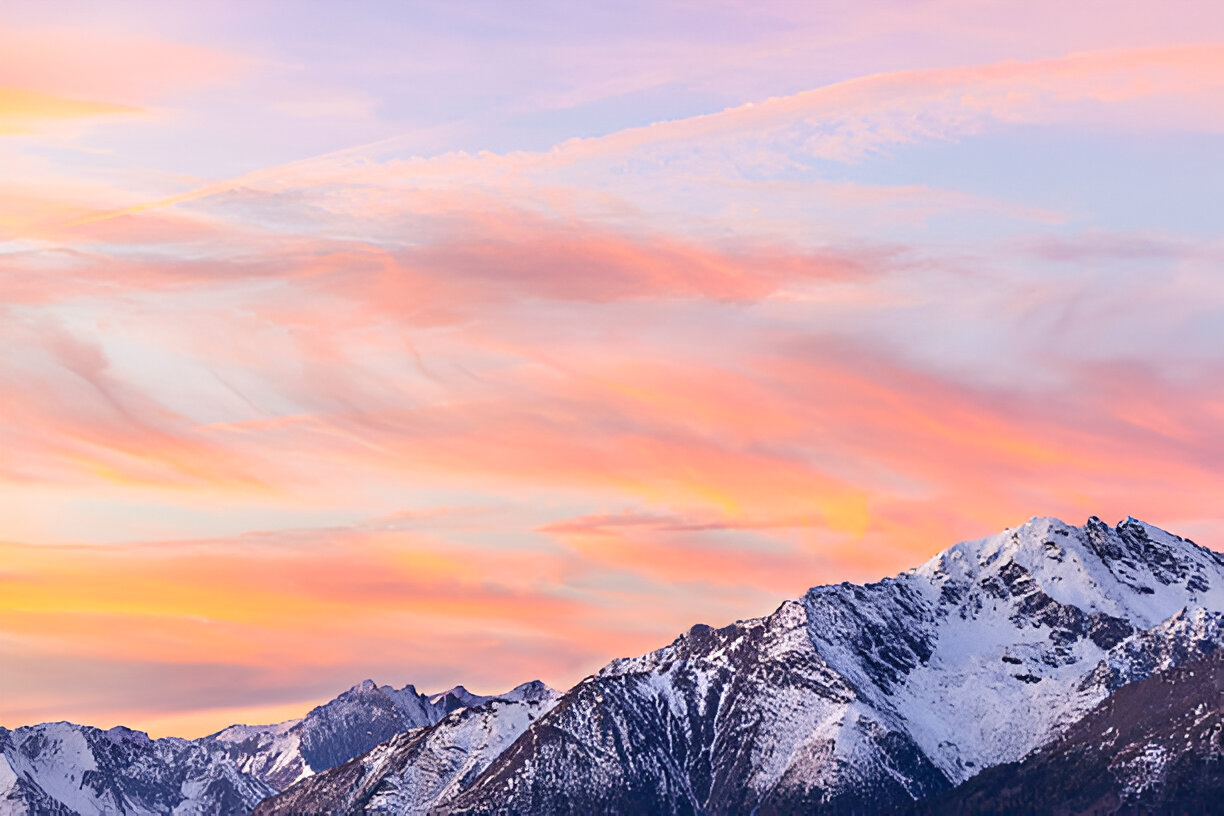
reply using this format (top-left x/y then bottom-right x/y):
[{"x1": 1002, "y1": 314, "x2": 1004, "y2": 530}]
[
  {"x1": 337, "y1": 679, "x2": 430, "y2": 702},
  {"x1": 911, "y1": 515, "x2": 1211, "y2": 579},
  {"x1": 101, "y1": 725, "x2": 152, "y2": 742},
  {"x1": 430, "y1": 684, "x2": 487, "y2": 707},
  {"x1": 895, "y1": 515, "x2": 1224, "y2": 632},
  {"x1": 15, "y1": 516, "x2": 1224, "y2": 816},
  {"x1": 1141, "y1": 603, "x2": 1223, "y2": 633},
  {"x1": 915, "y1": 515, "x2": 1076, "y2": 571},
  {"x1": 431, "y1": 683, "x2": 471, "y2": 699},
  {"x1": 498, "y1": 680, "x2": 560, "y2": 703}
]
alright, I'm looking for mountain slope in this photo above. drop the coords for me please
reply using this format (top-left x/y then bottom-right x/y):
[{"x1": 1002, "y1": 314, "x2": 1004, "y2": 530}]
[
  {"x1": 910, "y1": 647, "x2": 1224, "y2": 815},
  {"x1": 0, "y1": 680, "x2": 528, "y2": 815},
  {"x1": 0, "y1": 722, "x2": 274, "y2": 816},
  {"x1": 200, "y1": 679, "x2": 490, "y2": 790},
  {"x1": 438, "y1": 516, "x2": 1224, "y2": 814},
  {"x1": 252, "y1": 682, "x2": 558, "y2": 816},
  {"x1": 447, "y1": 600, "x2": 948, "y2": 815},
  {"x1": 7, "y1": 516, "x2": 1222, "y2": 815},
  {"x1": 810, "y1": 515, "x2": 1224, "y2": 781}
]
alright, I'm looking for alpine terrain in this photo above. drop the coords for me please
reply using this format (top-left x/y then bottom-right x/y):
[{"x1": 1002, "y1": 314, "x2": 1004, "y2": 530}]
[
  {"x1": 0, "y1": 681, "x2": 547, "y2": 815},
  {"x1": 4, "y1": 516, "x2": 1223, "y2": 815}
]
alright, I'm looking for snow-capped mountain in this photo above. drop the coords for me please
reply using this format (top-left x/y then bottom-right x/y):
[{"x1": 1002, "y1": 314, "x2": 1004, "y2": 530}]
[
  {"x1": 0, "y1": 680, "x2": 542, "y2": 815},
  {"x1": 428, "y1": 687, "x2": 495, "y2": 713},
  {"x1": 0, "y1": 722, "x2": 274, "y2": 816},
  {"x1": 198, "y1": 720, "x2": 305, "y2": 794},
  {"x1": 5, "y1": 516, "x2": 1223, "y2": 815},
  {"x1": 202, "y1": 679, "x2": 457, "y2": 790},
  {"x1": 434, "y1": 516, "x2": 1224, "y2": 813},
  {"x1": 253, "y1": 682, "x2": 559, "y2": 815}
]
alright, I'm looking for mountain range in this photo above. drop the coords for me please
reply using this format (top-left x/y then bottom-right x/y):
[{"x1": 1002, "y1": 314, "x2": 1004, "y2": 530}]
[{"x1": 3, "y1": 516, "x2": 1222, "y2": 814}]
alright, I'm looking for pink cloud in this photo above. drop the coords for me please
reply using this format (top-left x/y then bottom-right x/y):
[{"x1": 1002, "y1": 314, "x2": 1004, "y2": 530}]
[{"x1": 0, "y1": 26, "x2": 249, "y2": 106}]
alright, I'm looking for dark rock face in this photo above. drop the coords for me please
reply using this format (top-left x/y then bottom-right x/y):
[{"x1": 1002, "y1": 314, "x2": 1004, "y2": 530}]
[
  {"x1": 296, "y1": 681, "x2": 445, "y2": 772},
  {"x1": 807, "y1": 578, "x2": 937, "y2": 693},
  {"x1": 201, "y1": 679, "x2": 475, "y2": 791},
  {"x1": 1088, "y1": 516, "x2": 1223, "y2": 600},
  {"x1": 908, "y1": 649, "x2": 1224, "y2": 815}
]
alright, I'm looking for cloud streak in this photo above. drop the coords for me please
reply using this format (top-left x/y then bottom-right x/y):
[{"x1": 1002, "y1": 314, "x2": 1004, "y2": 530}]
[
  {"x1": 55, "y1": 43, "x2": 1224, "y2": 239},
  {"x1": 0, "y1": 86, "x2": 138, "y2": 134}
]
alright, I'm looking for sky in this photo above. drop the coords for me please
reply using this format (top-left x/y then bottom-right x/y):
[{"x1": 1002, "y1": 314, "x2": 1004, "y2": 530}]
[{"x1": 2, "y1": 0, "x2": 1224, "y2": 738}]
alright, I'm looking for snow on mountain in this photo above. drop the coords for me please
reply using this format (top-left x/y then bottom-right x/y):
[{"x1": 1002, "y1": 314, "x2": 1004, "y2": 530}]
[
  {"x1": 437, "y1": 516, "x2": 1224, "y2": 814},
  {"x1": 910, "y1": 647, "x2": 1224, "y2": 814},
  {"x1": 294, "y1": 679, "x2": 449, "y2": 772},
  {"x1": 2, "y1": 679, "x2": 541, "y2": 814},
  {"x1": 429, "y1": 686, "x2": 492, "y2": 713},
  {"x1": 201, "y1": 679, "x2": 459, "y2": 790},
  {"x1": 253, "y1": 682, "x2": 560, "y2": 815},
  {"x1": 802, "y1": 515, "x2": 1224, "y2": 783},
  {"x1": 446, "y1": 596, "x2": 949, "y2": 814},
  {"x1": 489, "y1": 679, "x2": 555, "y2": 704},
  {"x1": 201, "y1": 720, "x2": 306, "y2": 792},
  {"x1": 0, "y1": 722, "x2": 273, "y2": 816},
  {"x1": 7, "y1": 516, "x2": 1222, "y2": 815}
]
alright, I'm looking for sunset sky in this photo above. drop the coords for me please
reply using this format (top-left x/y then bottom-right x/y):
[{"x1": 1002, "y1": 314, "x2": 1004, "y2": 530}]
[{"x1": 3, "y1": 0, "x2": 1224, "y2": 738}]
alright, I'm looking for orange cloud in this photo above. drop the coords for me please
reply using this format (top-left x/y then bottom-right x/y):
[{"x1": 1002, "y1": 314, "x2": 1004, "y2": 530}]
[
  {"x1": 5, "y1": 254, "x2": 1224, "y2": 734},
  {"x1": 0, "y1": 521, "x2": 768, "y2": 736},
  {"x1": 0, "y1": 86, "x2": 138, "y2": 134},
  {"x1": 4, "y1": 210, "x2": 1221, "y2": 547},
  {"x1": 539, "y1": 511, "x2": 831, "y2": 590}
]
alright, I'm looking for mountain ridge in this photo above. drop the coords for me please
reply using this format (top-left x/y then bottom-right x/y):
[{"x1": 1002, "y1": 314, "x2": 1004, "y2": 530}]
[
  {"x1": 433, "y1": 515, "x2": 1224, "y2": 813},
  {"x1": 4, "y1": 515, "x2": 1223, "y2": 815},
  {"x1": 0, "y1": 681, "x2": 554, "y2": 815}
]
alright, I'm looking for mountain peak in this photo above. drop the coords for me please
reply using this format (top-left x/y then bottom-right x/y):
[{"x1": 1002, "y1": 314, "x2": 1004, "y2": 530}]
[
  {"x1": 431, "y1": 683, "x2": 471, "y2": 699},
  {"x1": 499, "y1": 680, "x2": 558, "y2": 703},
  {"x1": 791, "y1": 514, "x2": 1224, "y2": 787},
  {"x1": 907, "y1": 516, "x2": 1222, "y2": 629},
  {"x1": 430, "y1": 685, "x2": 490, "y2": 711}
]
